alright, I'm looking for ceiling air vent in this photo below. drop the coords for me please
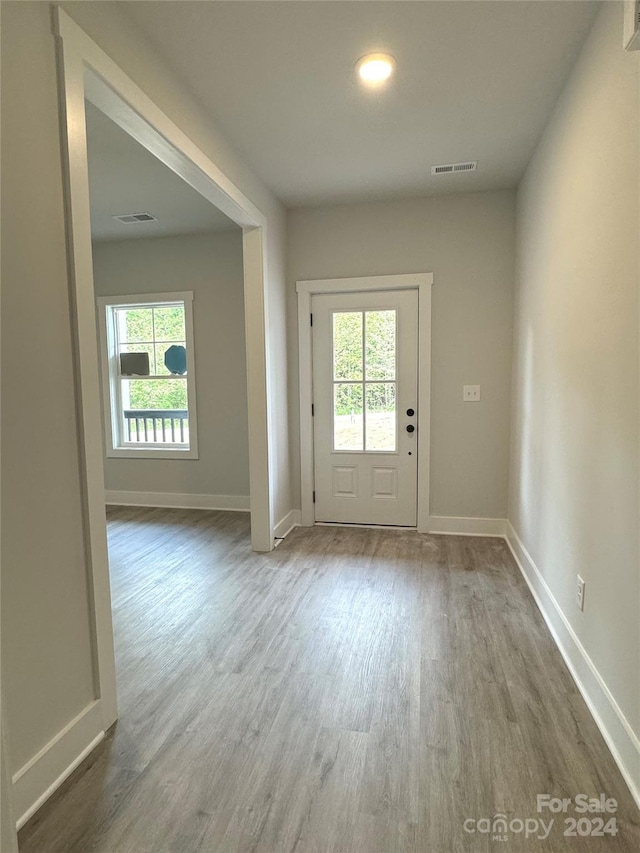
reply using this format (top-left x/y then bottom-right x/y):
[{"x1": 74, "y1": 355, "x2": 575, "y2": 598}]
[
  {"x1": 431, "y1": 161, "x2": 477, "y2": 176},
  {"x1": 113, "y1": 212, "x2": 158, "y2": 224}
]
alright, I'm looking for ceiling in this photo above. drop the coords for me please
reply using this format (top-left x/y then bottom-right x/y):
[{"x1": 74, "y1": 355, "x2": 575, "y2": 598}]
[
  {"x1": 85, "y1": 102, "x2": 237, "y2": 241},
  {"x1": 122, "y1": 0, "x2": 600, "y2": 207}
]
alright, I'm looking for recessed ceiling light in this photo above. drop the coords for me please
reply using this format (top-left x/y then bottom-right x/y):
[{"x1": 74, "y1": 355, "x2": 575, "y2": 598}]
[{"x1": 356, "y1": 53, "x2": 396, "y2": 86}]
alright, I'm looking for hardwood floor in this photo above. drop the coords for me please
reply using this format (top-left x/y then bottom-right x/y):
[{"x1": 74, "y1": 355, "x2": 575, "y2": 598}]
[{"x1": 19, "y1": 508, "x2": 640, "y2": 852}]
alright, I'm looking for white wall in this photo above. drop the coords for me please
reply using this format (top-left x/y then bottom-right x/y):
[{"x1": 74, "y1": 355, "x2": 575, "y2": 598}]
[
  {"x1": 288, "y1": 191, "x2": 516, "y2": 521},
  {"x1": 93, "y1": 232, "x2": 249, "y2": 501},
  {"x1": 1, "y1": 714, "x2": 18, "y2": 852},
  {"x1": 1, "y1": 0, "x2": 290, "y2": 822},
  {"x1": 509, "y1": 0, "x2": 640, "y2": 796},
  {"x1": 1, "y1": 1, "x2": 97, "y2": 775}
]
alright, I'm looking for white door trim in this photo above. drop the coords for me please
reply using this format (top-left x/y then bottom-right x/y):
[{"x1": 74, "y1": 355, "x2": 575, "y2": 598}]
[
  {"x1": 296, "y1": 274, "x2": 433, "y2": 532},
  {"x1": 54, "y1": 8, "x2": 275, "y2": 735}
]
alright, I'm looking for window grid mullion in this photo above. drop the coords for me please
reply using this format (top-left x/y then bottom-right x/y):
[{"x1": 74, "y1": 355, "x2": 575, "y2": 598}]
[
  {"x1": 331, "y1": 379, "x2": 396, "y2": 385},
  {"x1": 151, "y1": 306, "x2": 157, "y2": 374}
]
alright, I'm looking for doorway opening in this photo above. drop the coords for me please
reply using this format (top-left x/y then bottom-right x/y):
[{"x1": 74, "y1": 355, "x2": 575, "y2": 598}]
[
  {"x1": 56, "y1": 7, "x2": 275, "y2": 740},
  {"x1": 86, "y1": 101, "x2": 249, "y2": 508}
]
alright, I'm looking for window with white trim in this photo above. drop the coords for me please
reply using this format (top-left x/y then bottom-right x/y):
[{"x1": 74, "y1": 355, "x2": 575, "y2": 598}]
[{"x1": 98, "y1": 292, "x2": 198, "y2": 459}]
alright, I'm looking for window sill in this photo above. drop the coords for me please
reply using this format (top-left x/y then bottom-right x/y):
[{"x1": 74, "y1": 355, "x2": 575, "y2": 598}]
[{"x1": 107, "y1": 447, "x2": 199, "y2": 460}]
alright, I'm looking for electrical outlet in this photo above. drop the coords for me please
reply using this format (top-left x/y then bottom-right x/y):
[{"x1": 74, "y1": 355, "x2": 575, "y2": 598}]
[
  {"x1": 463, "y1": 384, "x2": 481, "y2": 402},
  {"x1": 577, "y1": 576, "x2": 585, "y2": 611}
]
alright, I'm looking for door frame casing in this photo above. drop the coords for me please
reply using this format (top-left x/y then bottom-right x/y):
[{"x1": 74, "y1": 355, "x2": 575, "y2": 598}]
[
  {"x1": 296, "y1": 273, "x2": 433, "y2": 532},
  {"x1": 55, "y1": 8, "x2": 275, "y2": 736}
]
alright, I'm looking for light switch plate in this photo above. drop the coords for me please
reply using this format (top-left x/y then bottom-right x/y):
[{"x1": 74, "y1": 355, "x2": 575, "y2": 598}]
[{"x1": 463, "y1": 385, "x2": 481, "y2": 402}]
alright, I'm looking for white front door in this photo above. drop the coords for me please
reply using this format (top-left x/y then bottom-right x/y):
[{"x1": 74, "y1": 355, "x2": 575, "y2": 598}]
[{"x1": 312, "y1": 289, "x2": 419, "y2": 526}]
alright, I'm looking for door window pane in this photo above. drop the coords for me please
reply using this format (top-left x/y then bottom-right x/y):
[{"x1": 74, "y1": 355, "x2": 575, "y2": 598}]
[
  {"x1": 331, "y1": 307, "x2": 398, "y2": 452},
  {"x1": 365, "y1": 310, "x2": 396, "y2": 380},
  {"x1": 334, "y1": 383, "x2": 363, "y2": 450},
  {"x1": 365, "y1": 383, "x2": 396, "y2": 451},
  {"x1": 333, "y1": 312, "x2": 363, "y2": 380}
]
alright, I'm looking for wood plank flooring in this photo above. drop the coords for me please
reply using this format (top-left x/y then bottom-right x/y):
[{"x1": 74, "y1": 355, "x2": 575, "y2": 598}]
[{"x1": 19, "y1": 508, "x2": 640, "y2": 852}]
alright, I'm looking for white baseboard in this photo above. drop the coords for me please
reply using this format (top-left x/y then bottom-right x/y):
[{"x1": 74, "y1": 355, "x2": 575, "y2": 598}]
[
  {"x1": 428, "y1": 515, "x2": 507, "y2": 537},
  {"x1": 105, "y1": 490, "x2": 250, "y2": 512},
  {"x1": 274, "y1": 509, "x2": 301, "y2": 540},
  {"x1": 13, "y1": 700, "x2": 104, "y2": 829},
  {"x1": 505, "y1": 522, "x2": 640, "y2": 810}
]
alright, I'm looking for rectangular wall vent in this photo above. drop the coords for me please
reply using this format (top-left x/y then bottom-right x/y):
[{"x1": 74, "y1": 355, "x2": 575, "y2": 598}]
[
  {"x1": 113, "y1": 212, "x2": 158, "y2": 224},
  {"x1": 431, "y1": 161, "x2": 477, "y2": 176}
]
